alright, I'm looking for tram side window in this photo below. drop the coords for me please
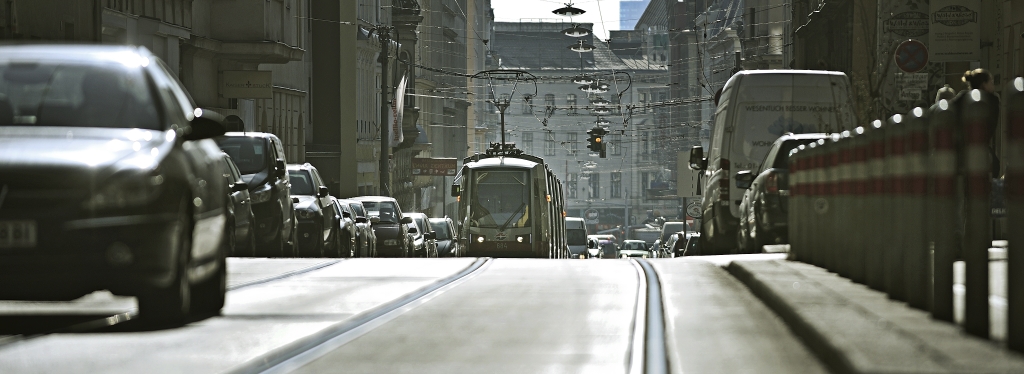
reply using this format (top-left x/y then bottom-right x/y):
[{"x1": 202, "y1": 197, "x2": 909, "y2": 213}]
[{"x1": 470, "y1": 171, "x2": 531, "y2": 228}]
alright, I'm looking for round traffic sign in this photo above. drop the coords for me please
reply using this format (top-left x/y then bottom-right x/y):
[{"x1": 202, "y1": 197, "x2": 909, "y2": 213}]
[
  {"x1": 584, "y1": 209, "x2": 599, "y2": 224},
  {"x1": 894, "y1": 40, "x2": 928, "y2": 73},
  {"x1": 686, "y1": 202, "x2": 702, "y2": 218}
]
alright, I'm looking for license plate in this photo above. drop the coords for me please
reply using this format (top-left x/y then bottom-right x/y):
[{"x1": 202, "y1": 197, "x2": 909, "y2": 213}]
[{"x1": 0, "y1": 220, "x2": 38, "y2": 248}]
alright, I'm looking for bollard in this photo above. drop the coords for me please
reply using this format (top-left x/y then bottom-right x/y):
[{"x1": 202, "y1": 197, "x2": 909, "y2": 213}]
[
  {"x1": 811, "y1": 139, "x2": 828, "y2": 268},
  {"x1": 848, "y1": 126, "x2": 869, "y2": 284},
  {"x1": 902, "y1": 107, "x2": 930, "y2": 310},
  {"x1": 885, "y1": 114, "x2": 907, "y2": 301},
  {"x1": 865, "y1": 120, "x2": 888, "y2": 291},
  {"x1": 928, "y1": 98, "x2": 960, "y2": 322},
  {"x1": 804, "y1": 142, "x2": 821, "y2": 266},
  {"x1": 833, "y1": 132, "x2": 854, "y2": 277},
  {"x1": 822, "y1": 135, "x2": 841, "y2": 272},
  {"x1": 1006, "y1": 77, "x2": 1024, "y2": 351},
  {"x1": 789, "y1": 145, "x2": 809, "y2": 262},
  {"x1": 961, "y1": 89, "x2": 995, "y2": 339}
]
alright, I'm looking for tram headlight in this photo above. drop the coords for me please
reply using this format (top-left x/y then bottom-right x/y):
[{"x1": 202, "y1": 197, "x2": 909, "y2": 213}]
[
  {"x1": 515, "y1": 234, "x2": 531, "y2": 243},
  {"x1": 477, "y1": 236, "x2": 485, "y2": 243},
  {"x1": 516, "y1": 236, "x2": 523, "y2": 243}
]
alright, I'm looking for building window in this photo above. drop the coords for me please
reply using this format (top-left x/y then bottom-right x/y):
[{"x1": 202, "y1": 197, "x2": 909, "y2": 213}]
[
  {"x1": 589, "y1": 173, "x2": 601, "y2": 199},
  {"x1": 567, "y1": 94, "x2": 577, "y2": 114},
  {"x1": 641, "y1": 172, "x2": 650, "y2": 197},
  {"x1": 522, "y1": 132, "x2": 534, "y2": 154},
  {"x1": 544, "y1": 93, "x2": 555, "y2": 107},
  {"x1": 522, "y1": 94, "x2": 533, "y2": 114},
  {"x1": 545, "y1": 132, "x2": 556, "y2": 156},
  {"x1": 642, "y1": 131, "x2": 650, "y2": 160},
  {"x1": 611, "y1": 172, "x2": 622, "y2": 198},
  {"x1": 567, "y1": 173, "x2": 578, "y2": 199},
  {"x1": 610, "y1": 134, "x2": 621, "y2": 155},
  {"x1": 567, "y1": 133, "x2": 578, "y2": 155}
]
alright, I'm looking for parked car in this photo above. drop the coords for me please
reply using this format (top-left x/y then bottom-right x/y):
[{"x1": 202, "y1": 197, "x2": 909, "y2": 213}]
[
  {"x1": 215, "y1": 132, "x2": 296, "y2": 257},
  {"x1": 589, "y1": 234, "x2": 619, "y2": 259},
  {"x1": 618, "y1": 240, "x2": 654, "y2": 258},
  {"x1": 734, "y1": 133, "x2": 828, "y2": 253},
  {"x1": 219, "y1": 153, "x2": 256, "y2": 257},
  {"x1": 340, "y1": 199, "x2": 376, "y2": 257},
  {"x1": 405, "y1": 212, "x2": 437, "y2": 258},
  {"x1": 689, "y1": 70, "x2": 856, "y2": 255},
  {"x1": 653, "y1": 221, "x2": 689, "y2": 256},
  {"x1": 330, "y1": 197, "x2": 361, "y2": 258},
  {"x1": 565, "y1": 217, "x2": 589, "y2": 258},
  {"x1": 0, "y1": 45, "x2": 229, "y2": 322},
  {"x1": 429, "y1": 217, "x2": 461, "y2": 257},
  {"x1": 662, "y1": 232, "x2": 684, "y2": 258},
  {"x1": 682, "y1": 232, "x2": 702, "y2": 256},
  {"x1": 352, "y1": 196, "x2": 413, "y2": 257},
  {"x1": 287, "y1": 163, "x2": 341, "y2": 257}
]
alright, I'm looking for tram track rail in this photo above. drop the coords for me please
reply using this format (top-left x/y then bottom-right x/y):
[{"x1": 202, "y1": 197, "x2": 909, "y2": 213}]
[
  {"x1": 0, "y1": 259, "x2": 343, "y2": 350},
  {"x1": 631, "y1": 258, "x2": 669, "y2": 374},
  {"x1": 232, "y1": 257, "x2": 491, "y2": 374}
]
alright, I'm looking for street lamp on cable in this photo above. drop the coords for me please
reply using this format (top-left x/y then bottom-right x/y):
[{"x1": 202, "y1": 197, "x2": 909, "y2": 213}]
[
  {"x1": 562, "y1": 24, "x2": 591, "y2": 38},
  {"x1": 552, "y1": 3, "x2": 586, "y2": 16},
  {"x1": 568, "y1": 40, "x2": 595, "y2": 53}
]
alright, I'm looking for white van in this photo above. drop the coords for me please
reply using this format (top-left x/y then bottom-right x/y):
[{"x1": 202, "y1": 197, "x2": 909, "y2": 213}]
[
  {"x1": 564, "y1": 217, "x2": 588, "y2": 258},
  {"x1": 688, "y1": 70, "x2": 856, "y2": 254}
]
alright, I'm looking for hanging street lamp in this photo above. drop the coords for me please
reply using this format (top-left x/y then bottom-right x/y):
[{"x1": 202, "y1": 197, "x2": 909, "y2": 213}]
[
  {"x1": 572, "y1": 75, "x2": 595, "y2": 85},
  {"x1": 552, "y1": 3, "x2": 585, "y2": 16},
  {"x1": 568, "y1": 40, "x2": 595, "y2": 53},
  {"x1": 562, "y1": 24, "x2": 591, "y2": 38},
  {"x1": 590, "y1": 97, "x2": 610, "y2": 106}
]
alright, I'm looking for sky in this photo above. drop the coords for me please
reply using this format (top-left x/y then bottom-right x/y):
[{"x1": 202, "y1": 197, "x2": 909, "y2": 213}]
[{"x1": 489, "y1": 0, "x2": 622, "y2": 41}]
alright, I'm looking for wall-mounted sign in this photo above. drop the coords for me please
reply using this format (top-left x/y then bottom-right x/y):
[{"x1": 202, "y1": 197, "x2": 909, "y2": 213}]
[
  {"x1": 894, "y1": 40, "x2": 929, "y2": 73},
  {"x1": 883, "y1": 11, "x2": 929, "y2": 37},
  {"x1": 411, "y1": 158, "x2": 458, "y2": 176},
  {"x1": 929, "y1": 0, "x2": 981, "y2": 62},
  {"x1": 221, "y1": 71, "x2": 273, "y2": 99}
]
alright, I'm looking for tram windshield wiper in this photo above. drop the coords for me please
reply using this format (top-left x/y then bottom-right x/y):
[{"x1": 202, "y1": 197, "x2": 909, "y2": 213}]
[{"x1": 499, "y1": 203, "x2": 526, "y2": 231}]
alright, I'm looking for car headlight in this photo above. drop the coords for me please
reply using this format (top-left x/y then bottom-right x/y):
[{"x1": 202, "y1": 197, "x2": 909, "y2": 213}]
[
  {"x1": 383, "y1": 239, "x2": 399, "y2": 246},
  {"x1": 296, "y1": 208, "x2": 319, "y2": 219},
  {"x1": 250, "y1": 184, "x2": 272, "y2": 204},
  {"x1": 82, "y1": 172, "x2": 164, "y2": 210}
]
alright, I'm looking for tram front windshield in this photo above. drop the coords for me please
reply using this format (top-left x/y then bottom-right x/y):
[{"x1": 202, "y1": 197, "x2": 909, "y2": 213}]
[{"x1": 470, "y1": 171, "x2": 530, "y2": 228}]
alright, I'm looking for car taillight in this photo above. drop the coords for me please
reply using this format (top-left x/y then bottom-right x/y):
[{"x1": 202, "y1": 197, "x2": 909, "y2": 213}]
[
  {"x1": 766, "y1": 171, "x2": 779, "y2": 194},
  {"x1": 720, "y1": 159, "x2": 730, "y2": 200}
]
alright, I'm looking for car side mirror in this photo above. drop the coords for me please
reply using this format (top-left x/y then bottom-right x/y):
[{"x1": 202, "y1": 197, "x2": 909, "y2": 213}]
[
  {"x1": 451, "y1": 184, "x2": 461, "y2": 197},
  {"x1": 355, "y1": 216, "x2": 367, "y2": 223},
  {"x1": 276, "y1": 159, "x2": 286, "y2": 177},
  {"x1": 424, "y1": 232, "x2": 435, "y2": 240},
  {"x1": 370, "y1": 216, "x2": 380, "y2": 224},
  {"x1": 342, "y1": 211, "x2": 351, "y2": 218},
  {"x1": 688, "y1": 146, "x2": 706, "y2": 171},
  {"x1": 400, "y1": 216, "x2": 413, "y2": 224},
  {"x1": 291, "y1": 197, "x2": 300, "y2": 204},
  {"x1": 318, "y1": 186, "x2": 329, "y2": 197},
  {"x1": 183, "y1": 108, "x2": 226, "y2": 141},
  {"x1": 735, "y1": 170, "x2": 755, "y2": 189},
  {"x1": 408, "y1": 226, "x2": 418, "y2": 234},
  {"x1": 231, "y1": 182, "x2": 248, "y2": 192}
]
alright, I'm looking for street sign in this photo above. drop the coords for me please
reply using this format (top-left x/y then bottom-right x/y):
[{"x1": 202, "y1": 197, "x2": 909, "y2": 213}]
[
  {"x1": 584, "y1": 209, "x2": 599, "y2": 224},
  {"x1": 686, "y1": 201, "x2": 702, "y2": 218},
  {"x1": 894, "y1": 40, "x2": 928, "y2": 73}
]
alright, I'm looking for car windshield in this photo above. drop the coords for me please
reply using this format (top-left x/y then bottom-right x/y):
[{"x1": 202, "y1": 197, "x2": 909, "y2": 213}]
[
  {"x1": 413, "y1": 217, "x2": 427, "y2": 235},
  {"x1": 349, "y1": 203, "x2": 366, "y2": 217},
  {"x1": 429, "y1": 220, "x2": 451, "y2": 240},
  {"x1": 362, "y1": 201, "x2": 398, "y2": 223},
  {"x1": 624, "y1": 242, "x2": 645, "y2": 251},
  {"x1": 0, "y1": 61, "x2": 159, "y2": 129},
  {"x1": 567, "y1": 229, "x2": 587, "y2": 245},
  {"x1": 216, "y1": 137, "x2": 267, "y2": 175},
  {"x1": 288, "y1": 170, "x2": 315, "y2": 196}
]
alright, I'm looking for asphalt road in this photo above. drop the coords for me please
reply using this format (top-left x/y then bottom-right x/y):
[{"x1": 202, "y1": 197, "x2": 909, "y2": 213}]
[{"x1": 0, "y1": 256, "x2": 824, "y2": 373}]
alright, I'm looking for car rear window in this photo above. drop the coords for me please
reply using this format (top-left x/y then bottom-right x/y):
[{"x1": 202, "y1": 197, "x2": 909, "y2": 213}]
[{"x1": 217, "y1": 137, "x2": 268, "y2": 175}]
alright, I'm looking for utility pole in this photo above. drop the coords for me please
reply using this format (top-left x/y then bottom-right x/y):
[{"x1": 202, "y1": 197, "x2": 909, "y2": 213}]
[{"x1": 378, "y1": 26, "x2": 392, "y2": 196}]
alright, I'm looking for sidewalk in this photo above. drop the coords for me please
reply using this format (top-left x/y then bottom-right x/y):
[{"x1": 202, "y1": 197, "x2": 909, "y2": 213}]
[{"x1": 728, "y1": 257, "x2": 1024, "y2": 374}]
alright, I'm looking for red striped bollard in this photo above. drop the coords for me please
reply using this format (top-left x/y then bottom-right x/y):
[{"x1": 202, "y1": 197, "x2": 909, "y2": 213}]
[
  {"x1": 833, "y1": 132, "x2": 854, "y2": 277},
  {"x1": 928, "y1": 98, "x2": 960, "y2": 322},
  {"x1": 810, "y1": 139, "x2": 828, "y2": 267},
  {"x1": 1005, "y1": 77, "x2": 1024, "y2": 351},
  {"x1": 902, "y1": 107, "x2": 930, "y2": 310},
  {"x1": 864, "y1": 120, "x2": 888, "y2": 291},
  {"x1": 961, "y1": 88, "x2": 996, "y2": 339},
  {"x1": 848, "y1": 127, "x2": 869, "y2": 283},
  {"x1": 885, "y1": 114, "x2": 907, "y2": 301},
  {"x1": 789, "y1": 145, "x2": 809, "y2": 261},
  {"x1": 821, "y1": 135, "x2": 841, "y2": 272}
]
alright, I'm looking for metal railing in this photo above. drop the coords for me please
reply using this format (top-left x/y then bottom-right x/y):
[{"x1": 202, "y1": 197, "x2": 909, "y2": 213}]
[{"x1": 787, "y1": 77, "x2": 1024, "y2": 351}]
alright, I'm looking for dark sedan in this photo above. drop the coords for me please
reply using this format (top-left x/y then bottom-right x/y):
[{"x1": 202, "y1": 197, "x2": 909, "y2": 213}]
[
  {"x1": 735, "y1": 133, "x2": 827, "y2": 253},
  {"x1": 429, "y1": 217, "x2": 460, "y2": 257},
  {"x1": 0, "y1": 45, "x2": 229, "y2": 323},
  {"x1": 352, "y1": 196, "x2": 413, "y2": 257},
  {"x1": 219, "y1": 153, "x2": 256, "y2": 257},
  {"x1": 288, "y1": 163, "x2": 340, "y2": 257}
]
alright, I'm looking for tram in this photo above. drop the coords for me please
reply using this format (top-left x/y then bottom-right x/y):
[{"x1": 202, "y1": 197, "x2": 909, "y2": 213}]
[{"x1": 452, "y1": 143, "x2": 568, "y2": 258}]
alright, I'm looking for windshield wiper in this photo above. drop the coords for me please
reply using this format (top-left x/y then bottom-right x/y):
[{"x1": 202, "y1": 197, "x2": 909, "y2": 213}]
[{"x1": 499, "y1": 203, "x2": 526, "y2": 232}]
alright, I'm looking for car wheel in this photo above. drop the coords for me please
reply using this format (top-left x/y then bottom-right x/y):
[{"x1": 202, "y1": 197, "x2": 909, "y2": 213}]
[
  {"x1": 191, "y1": 255, "x2": 226, "y2": 315},
  {"x1": 138, "y1": 198, "x2": 192, "y2": 324}
]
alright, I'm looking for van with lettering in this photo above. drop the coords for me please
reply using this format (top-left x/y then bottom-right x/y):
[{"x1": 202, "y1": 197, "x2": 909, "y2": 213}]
[{"x1": 688, "y1": 70, "x2": 856, "y2": 254}]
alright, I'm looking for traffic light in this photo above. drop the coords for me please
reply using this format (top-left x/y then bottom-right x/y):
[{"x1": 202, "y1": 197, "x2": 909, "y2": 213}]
[{"x1": 586, "y1": 126, "x2": 608, "y2": 158}]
